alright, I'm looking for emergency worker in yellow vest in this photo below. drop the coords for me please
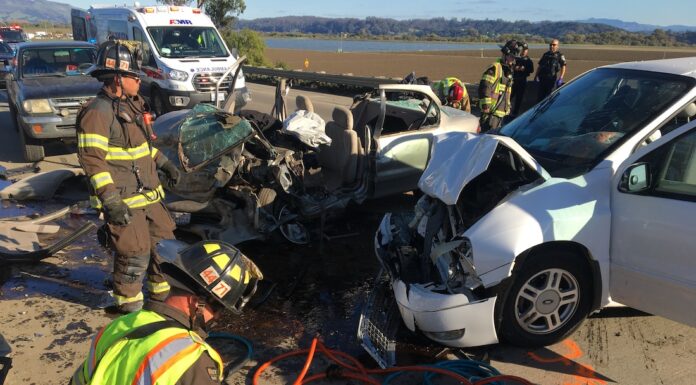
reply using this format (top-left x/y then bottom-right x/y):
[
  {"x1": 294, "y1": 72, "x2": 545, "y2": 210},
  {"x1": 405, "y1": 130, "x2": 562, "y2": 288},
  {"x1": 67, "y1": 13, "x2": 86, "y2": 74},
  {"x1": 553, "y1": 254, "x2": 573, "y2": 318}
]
[
  {"x1": 477, "y1": 40, "x2": 520, "y2": 132},
  {"x1": 432, "y1": 77, "x2": 471, "y2": 113},
  {"x1": 77, "y1": 40, "x2": 181, "y2": 313},
  {"x1": 70, "y1": 240, "x2": 264, "y2": 385}
]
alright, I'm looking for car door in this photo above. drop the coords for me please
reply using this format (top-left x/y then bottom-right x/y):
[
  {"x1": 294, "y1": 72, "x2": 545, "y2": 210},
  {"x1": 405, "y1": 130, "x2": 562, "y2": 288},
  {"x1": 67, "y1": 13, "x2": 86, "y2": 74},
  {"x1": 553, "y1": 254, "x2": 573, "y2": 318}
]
[
  {"x1": 610, "y1": 121, "x2": 696, "y2": 327},
  {"x1": 372, "y1": 87, "x2": 442, "y2": 198}
]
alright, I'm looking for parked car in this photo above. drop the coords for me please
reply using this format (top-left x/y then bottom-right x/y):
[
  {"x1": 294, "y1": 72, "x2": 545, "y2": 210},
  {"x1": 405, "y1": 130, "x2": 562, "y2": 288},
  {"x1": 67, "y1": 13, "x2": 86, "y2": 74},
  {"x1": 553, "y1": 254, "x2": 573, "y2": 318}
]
[
  {"x1": 0, "y1": 25, "x2": 27, "y2": 52},
  {"x1": 153, "y1": 83, "x2": 479, "y2": 245},
  {"x1": 364, "y1": 57, "x2": 696, "y2": 359},
  {"x1": 6, "y1": 41, "x2": 100, "y2": 162},
  {"x1": 0, "y1": 41, "x2": 13, "y2": 89}
]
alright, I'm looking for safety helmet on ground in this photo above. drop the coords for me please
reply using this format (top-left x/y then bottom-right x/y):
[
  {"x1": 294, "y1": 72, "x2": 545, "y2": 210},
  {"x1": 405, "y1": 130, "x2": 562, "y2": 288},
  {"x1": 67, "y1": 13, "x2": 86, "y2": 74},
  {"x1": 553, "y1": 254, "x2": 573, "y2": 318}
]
[
  {"x1": 158, "y1": 240, "x2": 263, "y2": 314},
  {"x1": 500, "y1": 39, "x2": 521, "y2": 58},
  {"x1": 447, "y1": 81, "x2": 465, "y2": 104},
  {"x1": 88, "y1": 40, "x2": 142, "y2": 80}
]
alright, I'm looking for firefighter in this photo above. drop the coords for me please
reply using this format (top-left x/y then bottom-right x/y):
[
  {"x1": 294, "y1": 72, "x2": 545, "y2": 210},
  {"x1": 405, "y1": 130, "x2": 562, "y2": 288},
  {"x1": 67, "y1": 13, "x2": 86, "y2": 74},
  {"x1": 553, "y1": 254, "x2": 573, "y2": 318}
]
[
  {"x1": 511, "y1": 41, "x2": 534, "y2": 116},
  {"x1": 534, "y1": 39, "x2": 567, "y2": 102},
  {"x1": 77, "y1": 40, "x2": 181, "y2": 313},
  {"x1": 432, "y1": 77, "x2": 471, "y2": 112},
  {"x1": 70, "y1": 240, "x2": 263, "y2": 385},
  {"x1": 478, "y1": 40, "x2": 519, "y2": 132}
]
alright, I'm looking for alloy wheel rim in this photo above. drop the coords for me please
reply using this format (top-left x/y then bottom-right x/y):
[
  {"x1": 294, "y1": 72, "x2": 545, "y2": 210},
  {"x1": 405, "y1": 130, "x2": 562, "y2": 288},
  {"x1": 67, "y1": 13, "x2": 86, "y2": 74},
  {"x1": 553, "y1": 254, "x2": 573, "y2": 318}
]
[{"x1": 514, "y1": 268, "x2": 580, "y2": 334}]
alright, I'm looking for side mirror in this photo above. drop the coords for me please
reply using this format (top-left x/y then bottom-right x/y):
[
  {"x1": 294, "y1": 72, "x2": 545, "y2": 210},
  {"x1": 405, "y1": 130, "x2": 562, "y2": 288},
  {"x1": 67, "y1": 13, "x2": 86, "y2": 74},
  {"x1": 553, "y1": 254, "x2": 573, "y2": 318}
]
[{"x1": 619, "y1": 162, "x2": 651, "y2": 193}]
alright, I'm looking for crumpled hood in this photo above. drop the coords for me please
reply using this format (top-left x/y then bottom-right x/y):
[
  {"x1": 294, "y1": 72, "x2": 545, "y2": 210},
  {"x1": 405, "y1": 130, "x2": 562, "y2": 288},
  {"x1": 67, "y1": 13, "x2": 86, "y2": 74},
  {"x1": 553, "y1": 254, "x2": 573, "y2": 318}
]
[{"x1": 418, "y1": 132, "x2": 550, "y2": 205}]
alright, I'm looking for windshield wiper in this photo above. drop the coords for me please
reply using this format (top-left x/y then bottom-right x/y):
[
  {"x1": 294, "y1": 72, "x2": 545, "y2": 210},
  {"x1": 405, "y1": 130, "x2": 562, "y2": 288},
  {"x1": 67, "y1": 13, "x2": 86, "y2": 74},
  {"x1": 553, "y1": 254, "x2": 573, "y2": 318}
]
[{"x1": 23, "y1": 73, "x2": 66, "y2": 78}]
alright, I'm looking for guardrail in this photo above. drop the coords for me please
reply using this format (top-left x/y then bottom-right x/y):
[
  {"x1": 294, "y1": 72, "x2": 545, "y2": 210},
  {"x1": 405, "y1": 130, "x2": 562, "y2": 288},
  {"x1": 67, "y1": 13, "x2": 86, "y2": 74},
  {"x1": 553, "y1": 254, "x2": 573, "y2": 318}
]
[{"x1": 243, "y1": 65, "x2": 479, "y2": 98}]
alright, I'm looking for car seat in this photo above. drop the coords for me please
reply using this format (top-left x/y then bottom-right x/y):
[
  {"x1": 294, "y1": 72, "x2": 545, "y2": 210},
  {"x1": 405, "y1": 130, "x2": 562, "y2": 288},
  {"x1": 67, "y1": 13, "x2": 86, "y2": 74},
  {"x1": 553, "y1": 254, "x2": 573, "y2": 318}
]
[
  {"x1": 295, "y1": 95, "x2": 314, "y2": 113},
  {"x1": 317, "y1": 106, "x2": 360, "y2": 191}
]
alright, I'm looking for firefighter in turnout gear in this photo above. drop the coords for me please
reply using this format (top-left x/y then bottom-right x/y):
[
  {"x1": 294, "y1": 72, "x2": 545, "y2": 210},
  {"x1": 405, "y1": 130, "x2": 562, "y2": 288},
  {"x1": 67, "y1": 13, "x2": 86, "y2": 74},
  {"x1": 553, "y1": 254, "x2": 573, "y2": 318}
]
[
  {"x1": 534, "y1": 38, "x2": 567, "y2": 102},
  {"x1": 77, "y1": 40, "x2": 181, "y2": 313},
  {"x1": 432, "y1": 77, "x2": 471, "y2": 112},
  {"x1": 70, "y1": 240, "x2": 264, "y2": 385},
  {"x1": 478, "y1": 40, "x2": 519, "y2": 132}
]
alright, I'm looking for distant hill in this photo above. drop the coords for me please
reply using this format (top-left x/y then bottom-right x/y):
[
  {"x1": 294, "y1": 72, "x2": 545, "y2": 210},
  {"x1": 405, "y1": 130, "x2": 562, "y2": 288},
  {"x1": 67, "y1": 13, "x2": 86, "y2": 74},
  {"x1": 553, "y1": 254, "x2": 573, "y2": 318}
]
[
  {"x1": 236, "y1": 16, "x2": 620, "y2": 39},
  {"x1": 0, "y1": 0, "x2": 71, "y2": 24},
  {"x1": 577, "y1": 18, "x2": 696, "y2": 33}
]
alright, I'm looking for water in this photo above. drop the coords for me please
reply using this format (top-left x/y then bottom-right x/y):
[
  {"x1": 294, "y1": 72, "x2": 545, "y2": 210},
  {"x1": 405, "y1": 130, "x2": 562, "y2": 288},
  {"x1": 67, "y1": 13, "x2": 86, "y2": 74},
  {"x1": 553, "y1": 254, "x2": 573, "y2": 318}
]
[{"x1": 264, "y1": 38, "x2": 547, "y2": 53}]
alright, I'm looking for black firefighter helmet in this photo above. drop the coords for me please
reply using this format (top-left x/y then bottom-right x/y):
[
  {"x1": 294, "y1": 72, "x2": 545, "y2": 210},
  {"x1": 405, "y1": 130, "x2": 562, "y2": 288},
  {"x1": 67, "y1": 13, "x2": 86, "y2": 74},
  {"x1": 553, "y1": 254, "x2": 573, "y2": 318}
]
[
  {"x1": 89, "y1": 39, "x2": 143, "y2": 81},
  {"x1": 158, "y1": 240, "x2": 264, "y2": 314},
  {"x1": 500, "y1": 39, "x2": 521, "y2": 58}
]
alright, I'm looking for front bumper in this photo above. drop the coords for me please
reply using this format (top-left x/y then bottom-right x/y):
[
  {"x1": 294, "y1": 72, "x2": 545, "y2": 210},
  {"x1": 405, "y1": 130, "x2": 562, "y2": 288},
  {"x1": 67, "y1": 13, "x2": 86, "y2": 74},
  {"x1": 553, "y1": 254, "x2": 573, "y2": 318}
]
[
  {"x1": 160, "y1": 86, "x2": 250, "y2": 111},
  {"x1": 18, "y1": 114, "x2": 76, "y2": 140},
  {"x1": 392, "y1": 279, "x2": 498, "y2": 347},
  {"x1": 372, "y1": 213, "x2": 499, "y2": 348}
]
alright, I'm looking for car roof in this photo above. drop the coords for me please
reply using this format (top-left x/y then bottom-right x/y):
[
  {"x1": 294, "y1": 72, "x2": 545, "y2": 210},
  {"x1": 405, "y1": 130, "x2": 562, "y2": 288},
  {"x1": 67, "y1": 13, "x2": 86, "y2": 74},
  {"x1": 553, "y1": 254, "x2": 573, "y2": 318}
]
[
  {"x1": 15, "y1": 41, "x2": 96, "y2": 50},
  {"x1": 603, "y1": 57, "x2": 696, "y2": 79}
]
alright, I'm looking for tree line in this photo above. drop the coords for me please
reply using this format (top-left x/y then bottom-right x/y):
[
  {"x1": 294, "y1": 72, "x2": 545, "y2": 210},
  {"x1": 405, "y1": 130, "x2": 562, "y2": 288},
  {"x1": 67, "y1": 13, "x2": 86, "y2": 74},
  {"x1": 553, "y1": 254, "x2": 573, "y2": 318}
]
[{"x1": 237, "y1": 16, "x2": 696, "y2": 46}]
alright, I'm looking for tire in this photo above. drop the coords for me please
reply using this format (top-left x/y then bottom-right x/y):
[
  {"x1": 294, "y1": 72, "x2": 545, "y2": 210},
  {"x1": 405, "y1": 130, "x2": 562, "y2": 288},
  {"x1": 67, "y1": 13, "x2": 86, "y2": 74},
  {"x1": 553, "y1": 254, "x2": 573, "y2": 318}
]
[
  {"x1": 151, "y1": 88, "x2": 168, "y2": 117},
  {"x1": 16, "y1": 113, "x2": 44, "y2": 162},
  {"x1": 498, "y1": 249, "x2": 592, "y2": 347}
]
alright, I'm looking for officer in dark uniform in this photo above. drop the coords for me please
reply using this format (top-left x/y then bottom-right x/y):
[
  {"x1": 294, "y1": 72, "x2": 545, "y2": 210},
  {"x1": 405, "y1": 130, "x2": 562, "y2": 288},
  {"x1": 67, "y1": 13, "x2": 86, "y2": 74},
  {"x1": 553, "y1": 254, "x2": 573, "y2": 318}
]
[
  {"x1": 534, "y1": 39, "x2": 567, "y2": 102},
  {"x1": 511, "y1": 41, "x2": 534, "y2": 116}
]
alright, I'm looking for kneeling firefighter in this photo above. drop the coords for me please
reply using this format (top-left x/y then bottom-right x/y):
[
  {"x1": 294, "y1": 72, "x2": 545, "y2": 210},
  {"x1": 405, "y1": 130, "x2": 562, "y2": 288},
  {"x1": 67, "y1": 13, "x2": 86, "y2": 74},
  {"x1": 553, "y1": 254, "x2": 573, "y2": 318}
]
[
  {"x1": 432, "y1": 77, "x2": 471, "y2": 112},
  {"x1": 70, "y1": 240, "x2": 263, "y2": 385},
  {"x1": 77, "y1": 40, "x2": 181, "y2": 313},
  {"x1": 478, "y1": 40, "x2": 520, "y2": 132}
]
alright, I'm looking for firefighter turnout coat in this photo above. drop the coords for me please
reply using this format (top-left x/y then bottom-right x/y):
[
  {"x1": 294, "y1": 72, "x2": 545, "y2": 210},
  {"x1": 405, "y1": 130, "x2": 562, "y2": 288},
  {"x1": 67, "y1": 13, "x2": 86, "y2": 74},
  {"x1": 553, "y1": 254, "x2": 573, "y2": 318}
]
[{"x1": 478, "y1": 58, "x2": 514, "y2": 118}]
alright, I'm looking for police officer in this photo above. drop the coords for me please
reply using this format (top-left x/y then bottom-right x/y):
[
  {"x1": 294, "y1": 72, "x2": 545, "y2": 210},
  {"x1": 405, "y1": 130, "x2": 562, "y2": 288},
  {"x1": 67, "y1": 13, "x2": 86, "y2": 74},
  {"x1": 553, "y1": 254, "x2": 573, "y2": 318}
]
[
  {"x1": 70, "y1": 240, "x2": 264, "y2": 385},
  {"x1": 534, "y1": 39, "x2": 567, "y2": 102},
  {"x1": 77, "y1": 40, "x2": 181, "y2": 313},
  {"x1": 511, "y1": 42, "x2": 534, "y2": 116},
  {"x1": 478, "y1": 40, "x2": 519, "y2": 132}
]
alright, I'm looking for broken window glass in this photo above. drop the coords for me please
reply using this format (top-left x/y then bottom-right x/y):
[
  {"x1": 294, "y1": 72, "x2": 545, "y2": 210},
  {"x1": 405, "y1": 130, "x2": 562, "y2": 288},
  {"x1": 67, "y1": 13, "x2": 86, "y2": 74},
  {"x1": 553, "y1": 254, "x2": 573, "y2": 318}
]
[{"x1": 180, "y1": 104, "x2": 253, "y2": 170}]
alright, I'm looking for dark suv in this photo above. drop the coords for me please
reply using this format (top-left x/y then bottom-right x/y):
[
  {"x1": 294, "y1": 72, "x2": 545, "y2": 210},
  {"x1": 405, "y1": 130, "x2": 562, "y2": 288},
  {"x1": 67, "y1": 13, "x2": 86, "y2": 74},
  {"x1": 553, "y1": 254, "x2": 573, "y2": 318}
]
[{"x1": 6, "y1": 41, "x2": 100, "y2": 161}]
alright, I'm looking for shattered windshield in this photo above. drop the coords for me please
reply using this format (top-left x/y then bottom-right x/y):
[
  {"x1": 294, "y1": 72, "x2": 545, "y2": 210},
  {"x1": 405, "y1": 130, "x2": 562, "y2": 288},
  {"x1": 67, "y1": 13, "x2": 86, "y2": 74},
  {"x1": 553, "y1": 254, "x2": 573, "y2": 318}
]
[
  {"x1": 500, "y1": 68, "x2": 693, "y2": 177},
  {"x1": 180, "y1": 104, "x2": 253, "y2": 169},
  {"x1": 147, "y1": 26, "x2": 228, "y2": 58}
]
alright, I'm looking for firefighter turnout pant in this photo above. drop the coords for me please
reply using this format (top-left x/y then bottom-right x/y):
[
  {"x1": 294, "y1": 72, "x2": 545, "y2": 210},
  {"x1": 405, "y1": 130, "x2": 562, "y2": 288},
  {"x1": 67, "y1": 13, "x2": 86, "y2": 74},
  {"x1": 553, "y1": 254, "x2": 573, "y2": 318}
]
[
  {"x1": 108, "y1": 201, "x2": 175, "y2": 308},
  {"x1": 480, "y1": 113, "x2": 503, "y2": 133}
]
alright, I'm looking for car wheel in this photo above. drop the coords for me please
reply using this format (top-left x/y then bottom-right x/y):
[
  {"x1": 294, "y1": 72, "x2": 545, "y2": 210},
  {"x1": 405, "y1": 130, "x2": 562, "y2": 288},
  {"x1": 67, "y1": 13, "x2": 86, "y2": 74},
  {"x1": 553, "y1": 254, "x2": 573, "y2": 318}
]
[
  {"x1": 499, "y1": 249, "x2": 592, "y2": 347},
  {"x1": 151, "y1": 88, "x2": 168, "y2": 117},
  {"x1": 17, "y1": 126, "x2": 45, "y2": 162}
]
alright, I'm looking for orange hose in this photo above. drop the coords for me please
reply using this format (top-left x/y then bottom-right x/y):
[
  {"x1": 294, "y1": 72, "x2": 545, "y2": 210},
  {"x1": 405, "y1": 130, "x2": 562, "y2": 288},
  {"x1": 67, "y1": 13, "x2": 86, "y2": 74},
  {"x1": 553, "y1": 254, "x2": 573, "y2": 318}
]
[{"x1": 252, "y1": 337, "x2": 533, "y2": 385}]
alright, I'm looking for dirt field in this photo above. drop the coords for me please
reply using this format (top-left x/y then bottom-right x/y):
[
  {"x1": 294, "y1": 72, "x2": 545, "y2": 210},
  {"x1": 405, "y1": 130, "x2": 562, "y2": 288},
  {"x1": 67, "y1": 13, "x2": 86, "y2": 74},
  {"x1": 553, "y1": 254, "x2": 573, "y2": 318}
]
[{"x1": 265, "y1": 45, "x2": 696, "y2": 84}]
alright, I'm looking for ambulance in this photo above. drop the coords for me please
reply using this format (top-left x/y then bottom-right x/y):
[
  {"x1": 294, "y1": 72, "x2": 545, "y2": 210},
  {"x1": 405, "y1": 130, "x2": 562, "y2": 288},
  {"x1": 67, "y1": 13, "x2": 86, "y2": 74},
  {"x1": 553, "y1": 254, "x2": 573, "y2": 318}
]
[{"x1": 71, "y1": 4, "x2": 250, "y2": 115}]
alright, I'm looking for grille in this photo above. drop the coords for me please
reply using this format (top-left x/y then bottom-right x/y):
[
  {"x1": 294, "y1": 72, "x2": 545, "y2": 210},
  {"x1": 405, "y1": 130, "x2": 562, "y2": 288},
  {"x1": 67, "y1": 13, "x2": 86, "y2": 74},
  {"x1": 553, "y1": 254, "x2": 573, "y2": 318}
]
[
  {"x1": 357, "y1": 270, "x2": 400, "y2": 368},
  {"x1": 192, "y1": 72, "x2": 233, "y2": 93},
  {"x1": 51, "y1": 96, "x2": 91, "y2": 117}
]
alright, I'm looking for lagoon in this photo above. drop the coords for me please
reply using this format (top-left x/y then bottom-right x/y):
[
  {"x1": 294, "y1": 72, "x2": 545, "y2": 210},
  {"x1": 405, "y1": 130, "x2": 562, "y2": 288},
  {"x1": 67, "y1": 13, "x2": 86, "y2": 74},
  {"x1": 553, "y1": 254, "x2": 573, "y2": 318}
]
[{"x1": 264, "y1": 37, "x2": 546, "y2": 52}]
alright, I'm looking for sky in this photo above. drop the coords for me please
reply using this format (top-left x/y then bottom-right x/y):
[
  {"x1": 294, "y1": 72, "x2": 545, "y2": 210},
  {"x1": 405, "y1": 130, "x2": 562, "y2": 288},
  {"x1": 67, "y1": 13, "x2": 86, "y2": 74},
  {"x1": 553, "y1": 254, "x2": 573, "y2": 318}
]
[{"x1": 71, "y1": 0, "x2": 695, "y2": 27}]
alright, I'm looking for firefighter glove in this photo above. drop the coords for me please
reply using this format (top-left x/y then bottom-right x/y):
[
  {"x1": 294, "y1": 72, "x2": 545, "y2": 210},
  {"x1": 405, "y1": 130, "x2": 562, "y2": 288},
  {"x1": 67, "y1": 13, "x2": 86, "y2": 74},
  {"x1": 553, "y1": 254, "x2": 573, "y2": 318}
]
[
  {"x1": 160, "y1": 160, "x2": 181, "y2": 188},
  {"x1": 102, "y1": 192, "x2": 131, "y2": 226}
]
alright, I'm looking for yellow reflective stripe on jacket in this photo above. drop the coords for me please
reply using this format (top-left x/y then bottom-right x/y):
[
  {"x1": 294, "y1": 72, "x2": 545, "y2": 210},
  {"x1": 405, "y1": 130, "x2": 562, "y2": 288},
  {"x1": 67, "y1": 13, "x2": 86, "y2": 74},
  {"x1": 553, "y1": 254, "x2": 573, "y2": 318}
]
[
  {"x1": 495, "y1": 82, "x2": 508, "y2": 93},
  {"x1": 481, "y1": 74, "x2": 496, "y2": 83},
  {"x1": 90, "y1": 172, "x2": 114, "y2": 190},
  {"x1": 105, "y1": 142, "x2": 151, "y2": 161},
  {"x1": 74, "y1": 310, "x2": 224, "y2": 385},
  {"x1": 113, "y1": 291, "x2": 144, "y2": 306},
  {"x1": 147, "y1": 280, "x2": 171, "y2": 294},
  {"x1": 77, "y1": 133, "x2": 109, "y2": 152},
  {"x1": 150, "y1": 147, "x2": 159, "y2": 158},
  {"x1": 91, "y1": 185, "x2": 165, "y2": 210}
]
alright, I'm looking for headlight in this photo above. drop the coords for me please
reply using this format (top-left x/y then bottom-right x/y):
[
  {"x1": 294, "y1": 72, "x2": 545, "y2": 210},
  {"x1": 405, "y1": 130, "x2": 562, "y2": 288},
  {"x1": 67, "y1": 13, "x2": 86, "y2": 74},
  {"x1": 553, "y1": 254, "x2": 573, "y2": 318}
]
[
  {"x1": 22, "y1": 99, "x2": 53, "y2": 113},
  {"x1": 168, "y1": 69, "x2": 189, "y2": 81}
]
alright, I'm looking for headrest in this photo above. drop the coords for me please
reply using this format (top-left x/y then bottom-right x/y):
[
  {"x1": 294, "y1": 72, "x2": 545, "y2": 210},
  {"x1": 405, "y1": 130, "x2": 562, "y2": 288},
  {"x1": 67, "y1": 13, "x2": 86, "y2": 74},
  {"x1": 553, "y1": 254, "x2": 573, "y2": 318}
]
[
  {"x1": 296, "y1": 95, "x2": 314, "y2": 112},
  {"x1": 332, "y1": 106, "x2": 353, "y2": 130},
  {"x1": 678, "y1": 102, "x2": 696, "y2": 119}
]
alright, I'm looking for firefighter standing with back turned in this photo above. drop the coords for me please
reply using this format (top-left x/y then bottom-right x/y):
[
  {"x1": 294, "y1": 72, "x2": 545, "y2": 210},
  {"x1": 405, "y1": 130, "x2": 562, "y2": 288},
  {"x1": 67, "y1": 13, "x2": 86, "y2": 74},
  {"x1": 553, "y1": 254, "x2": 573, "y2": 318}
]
[
  {"x1": 77, "y1": 40, "x2": 181, "y2": 313},
  {"x1": 534, "y1": 38, "x2": 567, "y2": 102},
  {"x1": 478, "y1": 40, "x2": 520, "y2": 132},
  {"x1": 70, "y1": 240, "x2": 264, "y2": 385}
]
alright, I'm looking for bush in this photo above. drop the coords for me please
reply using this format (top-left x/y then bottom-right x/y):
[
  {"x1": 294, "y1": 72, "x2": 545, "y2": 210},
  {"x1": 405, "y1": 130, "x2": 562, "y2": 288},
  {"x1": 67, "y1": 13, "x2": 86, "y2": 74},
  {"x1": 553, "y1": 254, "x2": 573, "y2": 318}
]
[{"x1": 222, "y1": 28, "x2": 270, "y2": 67}]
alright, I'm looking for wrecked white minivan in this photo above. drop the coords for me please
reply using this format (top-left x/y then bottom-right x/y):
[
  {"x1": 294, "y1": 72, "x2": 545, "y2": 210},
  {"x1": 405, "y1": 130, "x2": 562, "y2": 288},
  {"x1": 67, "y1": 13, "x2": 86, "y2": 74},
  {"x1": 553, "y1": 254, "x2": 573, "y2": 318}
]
[{"x1": 364, "y1": 57, "x2": 696, "y2": 358}]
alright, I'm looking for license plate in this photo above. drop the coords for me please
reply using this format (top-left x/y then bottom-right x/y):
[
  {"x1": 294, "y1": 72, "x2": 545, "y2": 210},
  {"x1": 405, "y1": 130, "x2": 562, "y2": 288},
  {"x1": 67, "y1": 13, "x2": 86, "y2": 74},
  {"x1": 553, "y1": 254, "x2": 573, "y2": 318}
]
[{"x1": 210, "y1": 91, "x2": 226, "y2": 102}]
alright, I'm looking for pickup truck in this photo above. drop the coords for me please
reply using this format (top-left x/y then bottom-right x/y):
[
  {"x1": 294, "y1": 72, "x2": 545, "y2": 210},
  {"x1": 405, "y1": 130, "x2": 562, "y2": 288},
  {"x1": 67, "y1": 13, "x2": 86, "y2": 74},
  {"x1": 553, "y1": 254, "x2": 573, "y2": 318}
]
[{"x1": 6, "y1": 41, "x2": 100, "y2": 162}]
